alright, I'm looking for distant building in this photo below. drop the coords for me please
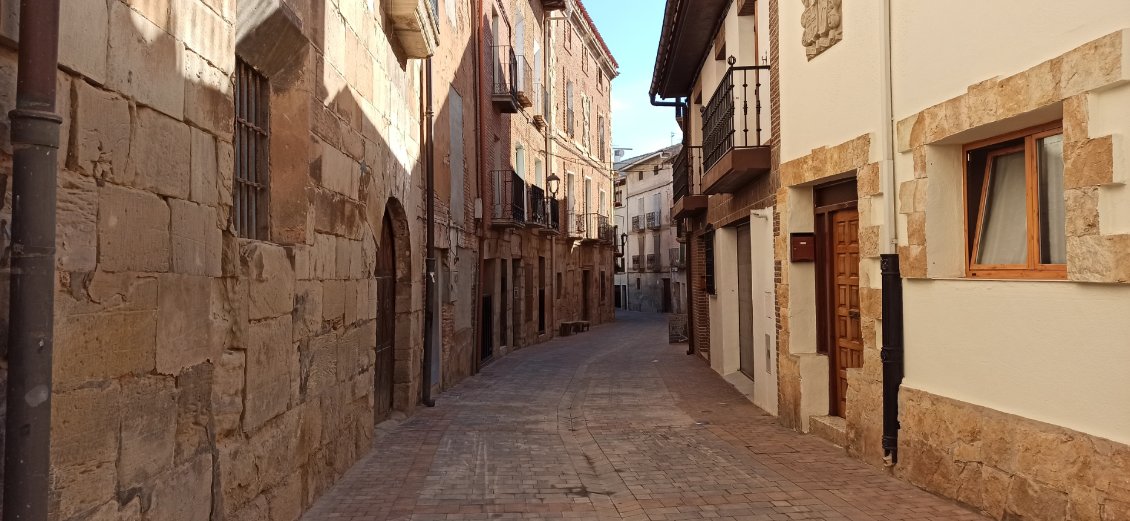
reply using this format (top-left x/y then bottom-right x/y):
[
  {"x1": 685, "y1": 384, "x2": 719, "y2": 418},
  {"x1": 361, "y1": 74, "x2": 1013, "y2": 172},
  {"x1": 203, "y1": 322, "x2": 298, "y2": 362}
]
[{"x1": 613, "y1": 145, "x2": 686, "y2": 314}]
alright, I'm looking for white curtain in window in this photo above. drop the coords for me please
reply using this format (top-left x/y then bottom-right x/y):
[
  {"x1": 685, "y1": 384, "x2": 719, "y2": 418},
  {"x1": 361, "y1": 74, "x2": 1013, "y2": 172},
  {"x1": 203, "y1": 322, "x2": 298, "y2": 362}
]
[
  {"x1": 1038, "y1": 134, "x2": 1066, "y2": 264},
  {"x1": 976, "y1": 151, "x2": 1027, "y2": 265}
]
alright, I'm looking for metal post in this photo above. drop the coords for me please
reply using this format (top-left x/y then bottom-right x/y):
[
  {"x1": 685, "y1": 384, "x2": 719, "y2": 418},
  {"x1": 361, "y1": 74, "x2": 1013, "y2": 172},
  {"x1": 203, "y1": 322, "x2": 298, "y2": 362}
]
[
  {"x1": 880, "y1": 253, "x2": 904, "y2": 463},
  {"x1": 422, "y1": 57, "x2": 437, "y2": 407},
  {"x1": 6, "y1": 1, "x2": 63, "y2": 520}
]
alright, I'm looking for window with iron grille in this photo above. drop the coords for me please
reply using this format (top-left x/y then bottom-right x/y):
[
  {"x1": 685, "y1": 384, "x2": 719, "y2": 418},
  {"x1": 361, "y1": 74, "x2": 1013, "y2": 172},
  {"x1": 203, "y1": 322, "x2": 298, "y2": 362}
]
[{"x1": 234, "y1": 58, "x2": 270, "y2": 240}]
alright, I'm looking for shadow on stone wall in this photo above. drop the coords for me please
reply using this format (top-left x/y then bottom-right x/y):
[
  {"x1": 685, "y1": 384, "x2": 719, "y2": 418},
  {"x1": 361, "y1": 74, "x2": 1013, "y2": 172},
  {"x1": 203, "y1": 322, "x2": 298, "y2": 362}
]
[{"x1": 0, "y1": 0, "x2": 455, "y2": 519}]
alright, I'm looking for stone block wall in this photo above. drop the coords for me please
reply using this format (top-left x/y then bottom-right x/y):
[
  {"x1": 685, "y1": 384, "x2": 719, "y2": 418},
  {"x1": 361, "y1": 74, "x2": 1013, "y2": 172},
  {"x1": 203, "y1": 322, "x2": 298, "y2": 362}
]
[
  {"x1": 898, "y1": 388, "x2": 1130, "y2": 521},
  {"x1": 0, "y1": 0, "x2": 430, "y2": 519},
  {"x1": 895, "y1": 30, "x2": 1130, "y2": 282},
  {"x1": 775, "y1": 134, "x2": 887, "y2": 465}
]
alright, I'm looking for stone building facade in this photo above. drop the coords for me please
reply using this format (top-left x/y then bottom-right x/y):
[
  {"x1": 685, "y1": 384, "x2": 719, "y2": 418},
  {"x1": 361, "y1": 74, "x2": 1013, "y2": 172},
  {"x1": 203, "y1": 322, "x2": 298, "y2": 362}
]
[
  {"x1": 0, "y1": 0, "x2": 615, "y2": 520},
  {"x1": 613, "y1": 145, "x2": 686, "y2": 314},
  {"x1": 656, "y1": 0, "x2": 1130, "y2": 519}
]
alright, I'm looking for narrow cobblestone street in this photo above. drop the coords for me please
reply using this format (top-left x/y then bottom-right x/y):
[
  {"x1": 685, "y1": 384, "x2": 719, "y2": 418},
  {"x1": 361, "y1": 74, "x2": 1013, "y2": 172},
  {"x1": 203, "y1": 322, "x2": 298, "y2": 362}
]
[{"x1": 302, "y1": 312, "x2": 988, "y2": 521}]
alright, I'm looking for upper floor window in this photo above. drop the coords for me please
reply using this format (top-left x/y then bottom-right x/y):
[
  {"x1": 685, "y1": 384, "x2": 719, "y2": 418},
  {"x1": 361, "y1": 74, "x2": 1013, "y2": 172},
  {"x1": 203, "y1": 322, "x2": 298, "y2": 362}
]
[
  {"x1": 964, "y1": 122, "x2": 1065, "y2": 279},
  {"x1": 234, "y1": 58, "x2": 270, "y2": 240},
  {"x1": 566, "y1": 81, "x2": 575, "y2": 137}
]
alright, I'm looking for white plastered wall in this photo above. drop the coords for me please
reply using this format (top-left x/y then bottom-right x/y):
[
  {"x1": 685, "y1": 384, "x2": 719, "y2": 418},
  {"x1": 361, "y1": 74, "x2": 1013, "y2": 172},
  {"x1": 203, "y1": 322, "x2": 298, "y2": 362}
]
[
  {"x1": 890, "y1": 2, "x2": 1130, "y2": 121},
  {"x1": 890, "y1": 3, "x2": 1130, "y2": 446},
  {"x1": 777, "y1": 0, "x2": 884, "y2": 163},
  {"x1": 903, "y1": 280, "x2": 1130, "y2": 445}
]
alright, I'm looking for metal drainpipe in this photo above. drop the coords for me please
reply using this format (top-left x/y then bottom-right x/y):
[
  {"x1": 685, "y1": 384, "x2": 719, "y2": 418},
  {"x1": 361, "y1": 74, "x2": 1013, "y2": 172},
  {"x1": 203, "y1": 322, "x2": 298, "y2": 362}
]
[
  {"x1": 422, "y1": 57, "x2": 437, "y2": 407},
  {"x1": 542, "y1": 11, "x2": 551, "y2": 336},
  {"x1": 5, "y1": 1, "x2": 63, "y2": 520},
  {"x1": 879, "y1": 0, "x2": 904, "y2": 466},
  {"x1": 880, "y1": 253, "x2": 904, "y2": 464},
  {"x1": 648, "y1": 93, "x2": 693, "y2": 354},
  {"x1": 471, "y1": 0, "x2": 485, "y2": 376}
]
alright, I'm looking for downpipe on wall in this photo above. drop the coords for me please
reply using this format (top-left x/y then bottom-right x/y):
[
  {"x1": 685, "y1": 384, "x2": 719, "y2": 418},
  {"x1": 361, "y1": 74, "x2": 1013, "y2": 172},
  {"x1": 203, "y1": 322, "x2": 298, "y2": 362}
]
[
  {"x1": 422, "y1": 57, "x2": 437, "y2": 407},
  {"x1": 649, "y1": 93, "x2": 693, "y2": 355},
  {"x1": 879, "y1": 0, "x2": 903, "y2": 465},
  {"x1": 5, "y1": 1, "x2": 63, "y2": 520}
]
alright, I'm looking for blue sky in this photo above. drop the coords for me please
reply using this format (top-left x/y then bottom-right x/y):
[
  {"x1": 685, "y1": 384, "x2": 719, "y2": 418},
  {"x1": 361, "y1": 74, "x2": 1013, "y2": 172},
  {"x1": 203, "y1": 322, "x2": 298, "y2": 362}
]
[{"x1": 585, "y1": 0, "x2": 681, "y2": 160}]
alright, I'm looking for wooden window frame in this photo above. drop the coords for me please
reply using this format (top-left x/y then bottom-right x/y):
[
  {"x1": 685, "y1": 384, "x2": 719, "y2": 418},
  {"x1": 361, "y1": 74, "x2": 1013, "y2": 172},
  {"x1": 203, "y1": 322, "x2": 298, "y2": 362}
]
[{"x1": 962, "y1": 121, "x2": 1066, "y2": 280}]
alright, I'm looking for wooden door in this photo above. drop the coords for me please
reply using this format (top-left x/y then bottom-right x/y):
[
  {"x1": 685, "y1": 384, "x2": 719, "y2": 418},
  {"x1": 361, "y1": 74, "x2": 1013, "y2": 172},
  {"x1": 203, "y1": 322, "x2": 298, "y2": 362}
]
[
  {"x1": 582, "y1": 270, "x2": 591, "y2": 321},
  {"x1": 374, "y1": 215, "x2": 396, "y2": 423},
  {"x1": 737, "y1": 223, "x2": 754, "y2": 378},
  {"x1": 661, "y1": 278, "x2": 672, "y2": 313},
  {"x1": 829, "y1": 208, "x2": 862, "y2": 416},
  {"x1": 500, "y1": 262, "x2": 508, "y2": 348}
]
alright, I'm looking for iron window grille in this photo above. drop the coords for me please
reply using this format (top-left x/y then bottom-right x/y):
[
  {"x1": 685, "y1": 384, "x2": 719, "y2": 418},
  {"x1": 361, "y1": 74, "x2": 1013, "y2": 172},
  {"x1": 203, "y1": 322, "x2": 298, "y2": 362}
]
[{"x1": 234, "y1": 58, "x2": 270, "y2": 240}]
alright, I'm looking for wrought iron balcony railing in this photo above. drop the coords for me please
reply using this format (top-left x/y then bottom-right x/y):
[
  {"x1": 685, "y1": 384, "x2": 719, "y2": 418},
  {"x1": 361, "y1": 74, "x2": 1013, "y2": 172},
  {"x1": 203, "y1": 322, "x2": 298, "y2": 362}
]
[
  {"x1": 491, "y1": 45, "x2": 520, "y2": 113},
  {"x1": 631, "y1": 255, "x2": 640, "y2": 270},
  {"x1": 673, "y1": 145, "x2": 702, "y2": 201},
  {"x1": 514, "y1": 54, "x2": 534, "y2": 108},
  {"x1": 490, "y1": 169, "x2": 525, "y2": 226},
  {"x1": 646, "y1": 253, "x2": 659, "y2": 272},
  {"x1": 546, "y1": 197, "x2": 561, "y2": 232},
  {"x1": 646, "y1": 211, "x2": 661, "y2": 230},
  {"x1": 670, "y1": 247, "x2": 684, "y2": 269},
  {"x1": 527, "y1": 184, "x2": 547, "y2": 227},
  {"x1": 631, "y1": 215, "x2": 643, "y2": 232},
  {"x1": 702, "y1": 65, "x2": 769, "y2": 173}
]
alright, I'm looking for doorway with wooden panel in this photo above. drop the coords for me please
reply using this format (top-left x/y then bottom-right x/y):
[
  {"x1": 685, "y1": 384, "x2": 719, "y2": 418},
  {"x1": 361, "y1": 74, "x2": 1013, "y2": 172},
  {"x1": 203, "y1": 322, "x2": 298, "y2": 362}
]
[
  {"x1": 374, "y1": 213, "x2": 397, "y2": 423},
  {"x1": 814, "y1": 179, "x2": 861, "y2": 418}
]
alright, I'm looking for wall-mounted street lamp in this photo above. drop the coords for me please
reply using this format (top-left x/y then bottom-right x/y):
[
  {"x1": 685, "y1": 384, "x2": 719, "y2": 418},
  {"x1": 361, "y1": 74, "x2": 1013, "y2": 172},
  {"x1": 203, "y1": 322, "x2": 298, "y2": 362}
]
[{"x1": 547, "y1": 173, "x2": 561, "y2": 199}]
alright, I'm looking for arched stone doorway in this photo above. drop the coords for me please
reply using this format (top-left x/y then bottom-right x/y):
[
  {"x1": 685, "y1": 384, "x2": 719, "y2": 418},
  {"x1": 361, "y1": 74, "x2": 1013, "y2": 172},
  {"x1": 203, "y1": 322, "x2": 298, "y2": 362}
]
[
  {"x1": 374, "y1": 210, "x2": 396, "y2": 422},
  {"x1": 375, "y1": 198, "x2": 413, "y2": 422}
]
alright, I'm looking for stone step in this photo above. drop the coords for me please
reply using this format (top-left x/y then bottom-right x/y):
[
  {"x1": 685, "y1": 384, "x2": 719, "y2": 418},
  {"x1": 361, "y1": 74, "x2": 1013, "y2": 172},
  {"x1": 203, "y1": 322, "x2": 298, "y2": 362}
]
[{"x1": 809, "y1": 415, "x2": 847, "y2": 447}]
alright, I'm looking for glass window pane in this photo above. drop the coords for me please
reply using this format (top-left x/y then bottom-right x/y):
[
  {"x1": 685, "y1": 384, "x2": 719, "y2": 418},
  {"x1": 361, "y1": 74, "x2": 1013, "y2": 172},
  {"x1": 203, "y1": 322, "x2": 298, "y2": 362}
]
[
  {"x1": 1038, "y1": 134, "x2": 1066, "y2": 264},
  {"x1": 976, "y1": 151, "x2": 1028, "y2": 265}
]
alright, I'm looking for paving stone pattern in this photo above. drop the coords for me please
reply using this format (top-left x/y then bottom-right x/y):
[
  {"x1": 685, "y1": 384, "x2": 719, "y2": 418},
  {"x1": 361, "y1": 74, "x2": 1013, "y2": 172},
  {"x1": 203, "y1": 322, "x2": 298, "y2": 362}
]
[{"x1": 302, "y1": 312, "x2": 988, "y2": 521}]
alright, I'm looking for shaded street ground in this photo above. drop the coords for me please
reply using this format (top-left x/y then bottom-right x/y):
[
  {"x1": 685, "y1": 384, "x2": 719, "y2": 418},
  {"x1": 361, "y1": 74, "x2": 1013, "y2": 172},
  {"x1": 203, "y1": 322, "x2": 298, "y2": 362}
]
[{"x1": 302, "y1": 311, "x2": 988, "y2": 521}]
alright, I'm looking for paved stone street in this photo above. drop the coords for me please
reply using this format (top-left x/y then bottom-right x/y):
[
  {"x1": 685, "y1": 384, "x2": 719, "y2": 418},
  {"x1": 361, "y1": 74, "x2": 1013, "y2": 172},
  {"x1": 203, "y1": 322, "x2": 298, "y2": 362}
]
[{"x1": 302, "y1": 312, "x2": 988, "y2": 521}]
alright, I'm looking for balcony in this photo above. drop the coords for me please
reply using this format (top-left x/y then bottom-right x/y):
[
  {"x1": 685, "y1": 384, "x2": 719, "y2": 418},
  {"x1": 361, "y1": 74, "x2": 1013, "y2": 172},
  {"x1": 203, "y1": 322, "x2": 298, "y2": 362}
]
[
  {"x1": 701, "y1": 65, "x2": 771, "y2": 195},
  {"x1": 670, "y1": 247, "x2": 685, "y2": 270},
  {"x1": 565, "y1": 208, "x2": 585, "y2": 240},
  {"x1": 490, "y1": 170, "x2": 525, "y2": 227},
  {"x1": 491, "y1": 46, "x2": 520, "y2": 113},
  {"x1": 526, "y1": 184, "x2": 547, "y2": 228},
  {"x1": 631, "y1": 215, "x2": 643, "y2": 232},
  {"x1": 646, "y1": 254, "x2": 659, "y2": 272},
  {"x1": 514, "y1": 54, "x2": 534, "y2": 108},
  {"x1": 672, "y1": 145, "x2": 708, "y2": 219},
  {"x1": 581, "y1": 213, "x2": 615, "y2": 244},
  {"x1": 646, "y1": 211, "x2": 661, "y2": 230},
  {"x1": 631, "y1": 255, "x2": 640, "y2": 271},
  {"x1": 543, "y1": 197, "x2": 561, "y2": 234},
  {"x1": 389, "y1": 0, "x2": 440, "y2": 58}
]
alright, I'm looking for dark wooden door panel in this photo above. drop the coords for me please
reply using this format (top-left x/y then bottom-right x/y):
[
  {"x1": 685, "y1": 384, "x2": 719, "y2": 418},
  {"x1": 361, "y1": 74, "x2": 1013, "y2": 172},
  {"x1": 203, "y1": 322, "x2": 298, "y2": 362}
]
[
  {"x1": 831, "y1": 208, "x2": 862, "y2": 417},
  {"x1": 375, "y1": 215, "x2": 396, "y2": 423}
]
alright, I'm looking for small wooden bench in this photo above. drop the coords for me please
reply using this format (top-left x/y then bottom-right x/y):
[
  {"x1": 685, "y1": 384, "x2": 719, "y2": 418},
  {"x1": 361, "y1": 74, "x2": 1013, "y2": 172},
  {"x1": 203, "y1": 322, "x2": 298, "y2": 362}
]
[{"x1": 558, "y1": 320, "x2": 591, "y2": 336}]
